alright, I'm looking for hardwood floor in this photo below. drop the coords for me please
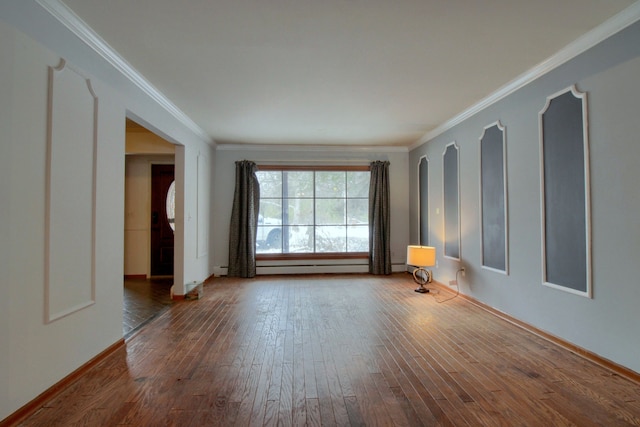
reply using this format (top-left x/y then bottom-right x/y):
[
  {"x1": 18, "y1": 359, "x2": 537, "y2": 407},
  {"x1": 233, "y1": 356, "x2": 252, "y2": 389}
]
[
  {"x1": 19, "y1": 274, "x2": 640, "y2": 426},
  {"x1": 123, "y1": 277, "x2": 174, "y2": 337}
]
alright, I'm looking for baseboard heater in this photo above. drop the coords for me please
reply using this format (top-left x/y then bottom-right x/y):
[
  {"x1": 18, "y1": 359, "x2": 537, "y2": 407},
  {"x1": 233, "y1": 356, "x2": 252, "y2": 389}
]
[{"x1": 214, "y1": 261, "x2": 406, "y2": 276}]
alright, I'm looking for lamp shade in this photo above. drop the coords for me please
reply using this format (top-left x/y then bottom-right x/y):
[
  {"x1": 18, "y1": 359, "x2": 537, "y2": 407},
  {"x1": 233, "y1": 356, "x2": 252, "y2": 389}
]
[{"x1": 406, "y1": 245, "x2": 436, "y2": 267}]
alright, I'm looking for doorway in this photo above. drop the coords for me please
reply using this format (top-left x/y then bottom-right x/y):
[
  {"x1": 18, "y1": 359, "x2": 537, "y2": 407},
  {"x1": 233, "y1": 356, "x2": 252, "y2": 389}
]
[{"x1": 123, "y1": 118, "x2": 177, "y2": 336}]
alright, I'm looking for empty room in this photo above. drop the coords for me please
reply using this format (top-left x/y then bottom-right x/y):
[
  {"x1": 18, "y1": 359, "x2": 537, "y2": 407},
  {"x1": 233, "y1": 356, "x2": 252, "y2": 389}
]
[{"x1": 2, "y1": 1, "x2": 640, "y2": 425}]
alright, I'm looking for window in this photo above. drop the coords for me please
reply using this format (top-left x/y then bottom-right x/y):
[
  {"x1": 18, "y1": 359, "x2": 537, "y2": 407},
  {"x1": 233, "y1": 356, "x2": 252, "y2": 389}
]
[
  {"x1": 166, "y1": 180, "x2": 176, "y2": 232},
  {"x1": 256, "y1": 166, "x2": 370, "y2": 256}
]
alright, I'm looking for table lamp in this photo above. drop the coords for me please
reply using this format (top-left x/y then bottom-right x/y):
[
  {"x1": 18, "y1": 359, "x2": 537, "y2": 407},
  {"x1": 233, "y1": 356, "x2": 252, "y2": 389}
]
[{"x1": 406, "y1": 245, "x2": 436, "y2": 293}]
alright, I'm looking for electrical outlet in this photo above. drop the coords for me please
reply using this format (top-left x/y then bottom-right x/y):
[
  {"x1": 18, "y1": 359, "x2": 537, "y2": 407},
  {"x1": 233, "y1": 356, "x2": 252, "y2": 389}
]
[{"x1": 461, "y1": 266, "x2": 466, "y2": 277}]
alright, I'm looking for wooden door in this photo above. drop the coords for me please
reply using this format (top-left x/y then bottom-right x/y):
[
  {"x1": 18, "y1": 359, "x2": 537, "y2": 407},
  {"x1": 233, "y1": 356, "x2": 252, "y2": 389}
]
[{"x1": 150, "y1": 164, "x2": 175, "y2": 276}]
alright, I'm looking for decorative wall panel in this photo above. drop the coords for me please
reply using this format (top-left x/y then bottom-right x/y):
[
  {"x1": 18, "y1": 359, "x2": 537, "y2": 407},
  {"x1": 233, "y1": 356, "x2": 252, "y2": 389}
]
[
  {"x1": 443, "y1": 142, "x2": 460, "y2": 260},
  {"x1": 418, "y1": 156, "x2": 429, "y2": 246},
  {"x1": 480, "y1": 122, "x2": 508, "y2": 273},
  {"x1": 539, "y1": 85, "x2": 591, "y2": 297},
  {"x1": 45, "y1": 59, "x2": 97, "y2": 322},
  {"x1": 197, "y1": 152, "x2": 209, "y2": 258}
]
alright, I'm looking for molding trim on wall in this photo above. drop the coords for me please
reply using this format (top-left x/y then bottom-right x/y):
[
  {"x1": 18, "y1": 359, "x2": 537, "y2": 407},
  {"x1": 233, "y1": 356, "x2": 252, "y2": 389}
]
[
  {"x1": 538, "y1": 85, "x2": 591, "y2": 298},
  {"x1": 45, "y1": 58, "x2": 97, "y2": 323},
  {"x1": 35, "y1": 0, "x2": 212, "y2": 145},
  {"x1": 417, "y1": 155, "x2": 430, "y2": 246},
  {"x1": 442, "y1": 142, "x2": 461, "y2": 261},
  {"x1": 430, "y1": 281, "x2": 640, "y2": 385},
  {"x1": 30, "y1": 1, "x2": 640, "y2": 152},
  {"x1": 196, "y1": 152, "x2": 209, "y2": 259},
  {"x1": 478, "y1": 121, "x2": 509, "y2": 275},
  {"x1": 0, "y1": 339, "x2": 126, "y2": 427},
  {"x1": 410, "y1": 2, "x2": 640, "y2": 151}
]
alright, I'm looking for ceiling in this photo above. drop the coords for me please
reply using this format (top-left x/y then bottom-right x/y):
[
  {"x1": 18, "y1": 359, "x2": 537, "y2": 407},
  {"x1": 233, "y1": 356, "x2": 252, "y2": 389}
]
[{"x1": 61, "y1": 0, "x2": 636, "y2": 147}]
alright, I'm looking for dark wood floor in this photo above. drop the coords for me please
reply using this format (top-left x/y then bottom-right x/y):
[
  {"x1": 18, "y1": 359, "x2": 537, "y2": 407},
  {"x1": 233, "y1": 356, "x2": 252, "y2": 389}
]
[
  {"x1": 123, "y1": 277, "x2": 173, "y2": 337},
  {"x1": 20, "y1": 274, "x2": 640, "y2": 426}
]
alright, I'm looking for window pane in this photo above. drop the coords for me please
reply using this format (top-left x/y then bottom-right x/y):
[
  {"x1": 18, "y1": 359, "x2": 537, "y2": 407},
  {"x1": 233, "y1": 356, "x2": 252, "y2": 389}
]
[
  {"x1": 316, "y1": 226, "x2": 346, "y2": 252},
  {"x1": 347, "y1": 199, "x2": 368, "y2": 224},
  {"x1": 257, "y1": 171, "x2": 282, "y2": 198},
  {"x1": 283, "y1": 225, "x2": 314, "y2": 253},
  {"x1": 347, "y1": 171, "x2": 369, "y2": 197},
  {"x1": 347, "y1": 225, "x2": 369, "y2": 252},
  {"x1": 259, "y1": 199, "x2": 282, "y2": 224},
  {"x1": 316, "y1": 199, "x2": 345, "y2": 225},
  {"x1": 316, "y1": 171, "x2": 346, "y2": 197},
  {"x1": 285, "y1": 171, "x2": 313, "y2": 198},
  {"x1": 258, "y1": 199, "x2": 282, "y2": 252},
  {"x1": 286, "y1": 198, "x2": 313, "y2": 225},
  {"x1": 256, "y1": 225, "x2": 282, "y2": 253},
  {"x1": 166, "y1": 181, "x2": 176, "y2": 232}
]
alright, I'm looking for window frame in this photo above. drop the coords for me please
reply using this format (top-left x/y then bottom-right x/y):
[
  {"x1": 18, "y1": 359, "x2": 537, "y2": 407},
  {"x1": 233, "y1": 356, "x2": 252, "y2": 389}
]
[{"x1": 256, "y1": 165, "x2": 370, "y2": 261}]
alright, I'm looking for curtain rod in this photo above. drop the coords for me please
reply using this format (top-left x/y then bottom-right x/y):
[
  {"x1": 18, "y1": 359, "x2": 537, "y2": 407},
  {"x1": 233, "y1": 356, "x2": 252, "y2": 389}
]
[{"x1": 255, "y1": 160, "x2": 374, "y2": 167}]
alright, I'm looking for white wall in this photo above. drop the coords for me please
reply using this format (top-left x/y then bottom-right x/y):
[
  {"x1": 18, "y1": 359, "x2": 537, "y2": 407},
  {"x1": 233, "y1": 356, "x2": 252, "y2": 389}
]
[
  {"x1": 213, "y1": 146, "x2": 410, "y2": 275},
  {"x1": 178, "y1": 143, "x2": 216, "y2": 291},
  {"x1": 409, "y1": 20, "x2": 640, "y2": 373},
  {"x1": 0, "y1": 10, "x2": 216, "y2": 420},
  {"x1": 0, "y1": 20, "x2": 125, "y2": 418}
]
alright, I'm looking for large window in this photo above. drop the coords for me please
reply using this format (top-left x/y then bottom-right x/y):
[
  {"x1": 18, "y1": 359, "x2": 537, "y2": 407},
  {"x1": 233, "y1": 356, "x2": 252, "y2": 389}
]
[{"x1": 256, "y1": 166, "x2": 370, "y2": 256}]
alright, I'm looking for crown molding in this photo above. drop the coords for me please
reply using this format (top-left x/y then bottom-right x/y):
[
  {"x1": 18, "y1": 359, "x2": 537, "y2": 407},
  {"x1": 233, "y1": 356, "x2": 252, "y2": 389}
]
[
  {"x1": 36, "y1": 0, "x2": 212, "y2": 145},
  {"x1": 216, "y1": 143, "x2": 408, "y2": 153},
  {"x1": 410, "y1": 1, "x2": 640, "y2": 151},
  {"x1": 35, "y1": 0, "x2": 640, "y2": 152}
]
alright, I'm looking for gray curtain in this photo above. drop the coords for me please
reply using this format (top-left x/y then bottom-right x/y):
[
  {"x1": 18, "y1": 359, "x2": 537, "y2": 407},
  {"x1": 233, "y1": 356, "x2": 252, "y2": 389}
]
[
  {"x1": 228, "y1": 160, "x2": 260, "y2": 278},
  {"x1": 369, "y1": 161, "x2": 392, "y2": 275}
]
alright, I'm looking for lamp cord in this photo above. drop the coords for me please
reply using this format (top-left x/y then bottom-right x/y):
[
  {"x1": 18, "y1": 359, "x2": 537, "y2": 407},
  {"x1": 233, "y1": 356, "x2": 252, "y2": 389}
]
[{"x1": 435, "y1": 268, "x2": 462, "y2": 303}]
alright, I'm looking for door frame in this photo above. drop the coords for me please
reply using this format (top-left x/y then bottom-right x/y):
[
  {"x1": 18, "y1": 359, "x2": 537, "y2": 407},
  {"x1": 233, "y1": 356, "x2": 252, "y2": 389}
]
[{"x1": 124, "y1": 113, "x2": 186, "y2": 295}]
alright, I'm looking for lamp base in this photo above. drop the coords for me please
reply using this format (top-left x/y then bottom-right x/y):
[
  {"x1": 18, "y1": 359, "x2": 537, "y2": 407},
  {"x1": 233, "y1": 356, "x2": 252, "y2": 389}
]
[{"x1": 412, "y1": 267, "x2": 431, "y2": 294}]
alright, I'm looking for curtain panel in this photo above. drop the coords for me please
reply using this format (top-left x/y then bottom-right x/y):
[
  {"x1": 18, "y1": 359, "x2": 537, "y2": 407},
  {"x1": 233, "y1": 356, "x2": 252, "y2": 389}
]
[
  {"x1": 369, "y1": 161, "x2": 392, "y2": 275},
  {"x1": 228, "y1": 160, "x2": 260, "y2": 278}
]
